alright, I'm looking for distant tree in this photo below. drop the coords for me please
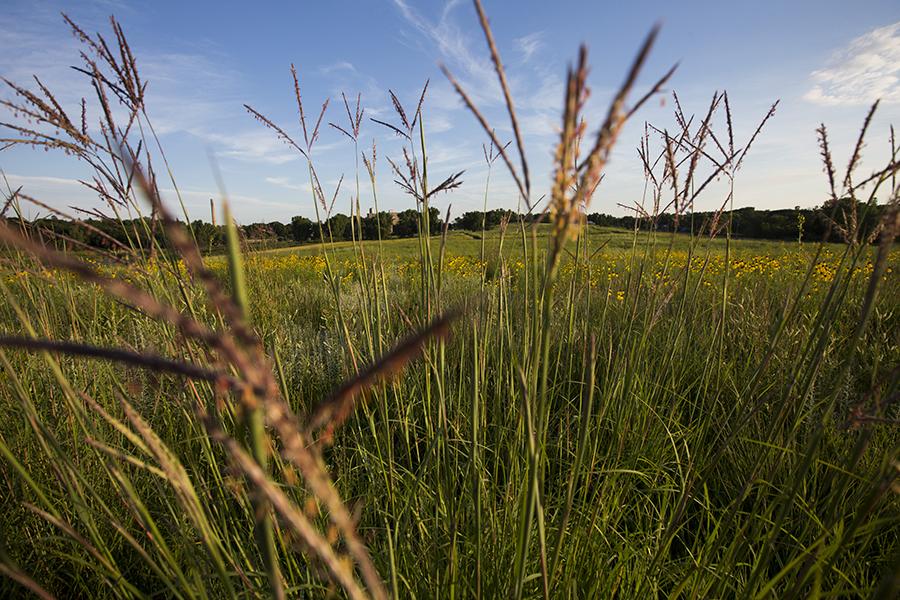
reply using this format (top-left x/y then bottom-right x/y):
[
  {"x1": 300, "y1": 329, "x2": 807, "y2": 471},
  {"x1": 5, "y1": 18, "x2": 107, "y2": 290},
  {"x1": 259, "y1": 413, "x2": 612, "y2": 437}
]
[
  {"x1": 244, "y1": 222, "x2": 276, "y2": 239},
  {"x1": 428, "y1": 206, "x2": 442, "y2": 235},
  {"x1": 391, "y1": 207, "x2": 441, "y2": 237},
  {"x1": 11, "y1": 199, "x2": 888, "y2": 255},
  {"x1": 454, "y1": 211, "x2": 482, "y2": 231},
  {"x1": 290, "y1": 216, "x2": 315, "y2": 243},
  {"x1": 326, "y1": 213, "x2": 351, "y2": 241},
  {"x1": 393, "y1": 209, "x2": 420, "y2": 237},
  {"x1": 191, "y1": 220, "x2": 222, "y2": 249},
  {"x1": 454, "y1": 209, "x2": 510, "y2": 231},
  {"x1": 363, "y1": 211, "x2": 394, "y2": 239},
  {"x1": 268, "y1": 220, "x2": 290, "y2": 240}
]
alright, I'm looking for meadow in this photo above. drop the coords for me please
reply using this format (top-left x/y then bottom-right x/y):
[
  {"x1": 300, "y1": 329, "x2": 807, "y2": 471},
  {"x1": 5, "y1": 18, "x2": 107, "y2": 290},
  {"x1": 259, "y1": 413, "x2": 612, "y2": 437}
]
[{"x1": 1, "y1": 5, "x2": 899, "y2": 600}]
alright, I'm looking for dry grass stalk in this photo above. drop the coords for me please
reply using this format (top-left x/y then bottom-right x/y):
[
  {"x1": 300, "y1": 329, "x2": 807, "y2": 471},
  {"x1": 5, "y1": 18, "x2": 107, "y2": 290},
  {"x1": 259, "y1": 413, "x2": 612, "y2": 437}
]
[
  {"x1": 0, "y1": 336, "x2": 226, "y2": 386},
  {"x1": 636, "y1": 88, "x2": 777, "y2": 238},
  {"x1": 0, "y1": 564, "x2": 55, "y2": 600},
  {"x1": 245, "y1": 65, "x2": 330, "y2": 159},
  {"x1": 208, "y1": 426, "x2": 370, "y2": 600},
  {"x1": 547, "y1": 28, "x2": 674, "y2": 257},
  {"x1": 330, "y1": 91, "x2": 364, "y2": 142},
  {"x1": 371, "y1": 81, "x2": 430, "y2": 142},
  {"x1": 472, "y1": 0, "x2": 530, "y2": 199},
  {"x1": 440, "y1": 64, "x2": 528, "y2": 206},
  {"x1": 815, "y1": 102, "x2": 899, "y2": 244},
  {"x1": 362, "y1": 139, "x2": 377, "y2": 181}
]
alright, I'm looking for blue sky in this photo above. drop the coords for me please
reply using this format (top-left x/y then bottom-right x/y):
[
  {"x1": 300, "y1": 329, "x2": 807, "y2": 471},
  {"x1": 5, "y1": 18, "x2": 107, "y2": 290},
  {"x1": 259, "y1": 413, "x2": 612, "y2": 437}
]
[{"x1": 1, "y1": 0, "x2": 899, "y2": 223}]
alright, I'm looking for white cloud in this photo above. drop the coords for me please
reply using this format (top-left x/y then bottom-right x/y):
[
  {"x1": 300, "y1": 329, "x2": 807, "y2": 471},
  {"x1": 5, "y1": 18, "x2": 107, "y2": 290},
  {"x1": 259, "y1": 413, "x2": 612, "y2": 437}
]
[
  {"x1": 158, "y1": 186, "x2": 289, "y2": 211},
  {"x1": 265, "y1": 176, "x2": 311, "y2": 192},
  {"x1": 1, "y1": 173, "x2": 276, "y2": 212},
  {"x1": 515, "y1": 32, "x2": 544, "y2": 62},
  {"x1": 805, "y1": 21, "x2": 900, "y2": 106},
  {"x1": 423, "y1": 139, "x2": 475, "y2": 168},
  {"x1": 0, "y1": 8, "x2": 92, "y2": 111},
  {"x1": 320, "y1": 61, "x2": 357, "y2": 74},
  {"x1": 4, "y1": 174, "x2": 83, "y2": 188},
  {"x1": 0, "y1": 5, "x2": 301, "y2": 168},
  {"x1": 391, "y1": 0, "x2": 502, "y2": 105},
  {"x1": 200, "y1": 129, "x2": 301, "y2": 165}
]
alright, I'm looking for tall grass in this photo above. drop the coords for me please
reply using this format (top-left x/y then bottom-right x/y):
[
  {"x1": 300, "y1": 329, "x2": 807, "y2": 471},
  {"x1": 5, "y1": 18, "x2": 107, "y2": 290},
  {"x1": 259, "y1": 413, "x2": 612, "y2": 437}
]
[{"x1": 1, "y1": 3, "x2": 898, "y2": 598}]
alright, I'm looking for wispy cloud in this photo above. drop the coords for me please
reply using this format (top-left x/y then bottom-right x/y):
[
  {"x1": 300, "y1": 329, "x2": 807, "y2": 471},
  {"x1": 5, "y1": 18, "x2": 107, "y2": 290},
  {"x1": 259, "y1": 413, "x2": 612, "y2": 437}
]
[
  {"x1": 804, "y1": 21, "x2": 900, "y2": 106},
  {"x1": 0, "y1": 5, "x2": 307, "y2": 168},
  {"x1": 515, "y1": 32, "x2": 544, "y2": 62},
  {"x1": 202, "y1": 130, "x2": 301, "y2": 165},
  {"x1": 265, "y1": 176, "x2": 311, "y2": 192},
  {"x1": 391, "y1": 0, "x2": 502, "y2": 104},
  {"x1": 320, "y1": 61, "x2": 357, "y2": 74},
  {"x1": 2, "y1": 173, "x2": 278, "y2": 213},
  {"x1": 158, "y1": 187, "x2": 288, "y2": 212},
  {"x1": 0, "y1": 7, "x2": 90, "y2": 108},
  {"x1": 0, "y1": 173, "x2": 108, "y2": 218},
  {"x1": 4, "y1": 174, "x2": 84, "y2": 188}
]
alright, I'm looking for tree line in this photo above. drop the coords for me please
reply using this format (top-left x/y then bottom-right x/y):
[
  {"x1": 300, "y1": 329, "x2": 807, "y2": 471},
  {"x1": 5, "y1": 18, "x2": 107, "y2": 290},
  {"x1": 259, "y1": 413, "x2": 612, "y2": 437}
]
[
  {"x1": 455, "y1": 198, "x2": 886, "y2": 244},
  {"x1": 8, "y1": 198, "x2": 885, "y2": 253},
  {"x1": 7, "y1": 207, "x2": 445, "y2": 253}
]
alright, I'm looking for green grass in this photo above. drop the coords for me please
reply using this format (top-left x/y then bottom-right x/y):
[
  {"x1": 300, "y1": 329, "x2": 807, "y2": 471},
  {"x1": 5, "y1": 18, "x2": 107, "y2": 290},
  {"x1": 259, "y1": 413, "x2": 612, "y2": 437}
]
[
  {"x1": 1, "y1": 225, "x2": 897, "y2": 598},
  {"x1": 264, "y1": 225, "x2": 850, "y2": 260}
]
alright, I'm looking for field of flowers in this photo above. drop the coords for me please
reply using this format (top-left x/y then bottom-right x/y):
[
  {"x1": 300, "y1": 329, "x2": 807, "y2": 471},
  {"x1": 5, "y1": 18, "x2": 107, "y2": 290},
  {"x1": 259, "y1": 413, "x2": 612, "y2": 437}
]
[{"x1": 233, "y1": 241, "x2": 884, "y2": 289}]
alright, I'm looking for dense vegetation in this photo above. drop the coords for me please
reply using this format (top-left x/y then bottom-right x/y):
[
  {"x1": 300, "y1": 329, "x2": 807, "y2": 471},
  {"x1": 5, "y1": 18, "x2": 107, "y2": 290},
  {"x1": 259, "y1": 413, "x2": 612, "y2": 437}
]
[
  {"x1": 7, "y1": 206, "x2": 445, "y2": 255},
  {"x1": 14, "y1": 198, "x2": 889, "y2": 257},
  {"x1": 0, "y1": 6, "x2": 898, "y2": 600}
]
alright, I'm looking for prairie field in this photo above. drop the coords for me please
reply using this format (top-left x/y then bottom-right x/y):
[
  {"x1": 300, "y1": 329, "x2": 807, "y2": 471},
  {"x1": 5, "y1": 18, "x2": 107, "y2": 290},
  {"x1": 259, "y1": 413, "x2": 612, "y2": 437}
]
[
  {"x1": 1, "y1": 4, "x2": 899, "y2": 600},
  {"x1": 1, "y1": 225, "x2": 898, "y2": 598}
]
